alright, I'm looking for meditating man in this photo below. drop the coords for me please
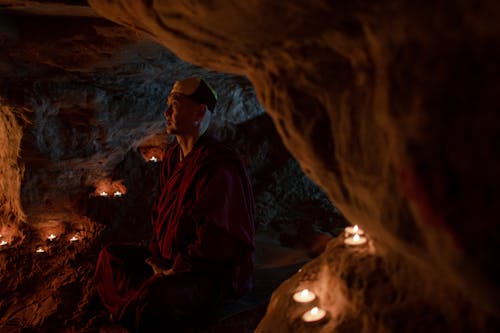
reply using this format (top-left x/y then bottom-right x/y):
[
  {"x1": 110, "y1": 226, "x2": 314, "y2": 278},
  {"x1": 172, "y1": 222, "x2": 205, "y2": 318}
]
[{"x1": 94, "y1": 77, "x2": 256, "y2": 332}]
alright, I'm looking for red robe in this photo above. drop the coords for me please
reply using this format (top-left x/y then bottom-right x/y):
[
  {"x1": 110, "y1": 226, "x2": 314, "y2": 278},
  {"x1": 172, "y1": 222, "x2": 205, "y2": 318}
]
[
  {"x1": 95, "y1": 134, "x2": 255, "y2": 329},
  {"x1": 150, "y1": 134, "x2": 255, "y2": 295}
]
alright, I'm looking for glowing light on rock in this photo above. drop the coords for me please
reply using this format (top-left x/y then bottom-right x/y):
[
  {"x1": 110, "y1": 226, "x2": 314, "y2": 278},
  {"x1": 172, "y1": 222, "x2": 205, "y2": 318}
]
[
  {"x1": 36, "y1": 247, "x2": 45, "y2": 253},
  {"x1": 344, "y1": 233, "x2": 367, "y2": 246},
  {"x1": 113, "y1": 191, "x2": 123, "y2": 197},
  {"x1": 149, "y1": 156, "x2": 158, "y2": 162},
  {"x1": 0, "y1": 240, "x2": 7, "y2": 246},
  {"x1": 70, "y1": 236, "x2": 78, "y2": 242},
  {"x1": 293, "y1": 289, "x2": 316, "y2": 303},
  {"x1": 100, "y1": 191, "x2": 108, "y2": 197},
  {"x1": 47, "y1": 234, "x2": 56, "y2": 241},
  {"x1": 302, "y1": 306, "x2": 326, "y2": 322}
]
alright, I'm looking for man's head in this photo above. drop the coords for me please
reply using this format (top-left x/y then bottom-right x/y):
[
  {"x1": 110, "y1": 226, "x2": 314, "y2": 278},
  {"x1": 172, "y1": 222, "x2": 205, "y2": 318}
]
[{"x1": 165, "y1": 77, "x2": 217, "y2": 136}]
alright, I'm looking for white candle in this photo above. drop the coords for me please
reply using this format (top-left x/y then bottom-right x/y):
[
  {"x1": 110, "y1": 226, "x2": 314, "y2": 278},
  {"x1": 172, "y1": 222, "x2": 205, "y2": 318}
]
[
  {"x1": 302, "y1": 306, "x2": 326, "y2": 323},
  {"x1": 114, "y1": 191, "x2": 122, "y2": 197},
  {"x1": 70, "y1": 236, "x2": 78, "y2": 242},
  {"x1": 47, "y1": 234, "x2": 56, "y2": 241},
  {"x1": 149, "y1": 156, "x2": 158, "y2": 162},
  {"x1": 36, "y1": 247, "x2": 45, "y2": 253},
  {"x1": 344, "y1": 233, "x2": 368, "y2": 246},
  {"x1": 293, "y1": 289, "x2": 316, "y2": 303},
  {"x1": 344, "y1": 224, "x2": 365, "y2": 237},
  {"x1": 0, "y1": 240, "x2": 7, "y2": 246},
  {"x1": 100, "y1": 191, "x2": 108, "y2": 197}
]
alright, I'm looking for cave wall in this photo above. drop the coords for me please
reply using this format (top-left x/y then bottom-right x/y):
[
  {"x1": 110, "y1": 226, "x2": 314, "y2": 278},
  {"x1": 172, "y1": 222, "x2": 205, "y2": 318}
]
[{"x1": 0, "y1": 104, "x2": 25, "y2": 233}]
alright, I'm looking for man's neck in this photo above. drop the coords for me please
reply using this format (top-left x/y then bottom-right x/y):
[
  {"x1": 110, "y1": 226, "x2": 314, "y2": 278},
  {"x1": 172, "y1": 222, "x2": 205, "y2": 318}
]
[{"x1": 176, "y1": 133, "x2": 200, "y2": 160}]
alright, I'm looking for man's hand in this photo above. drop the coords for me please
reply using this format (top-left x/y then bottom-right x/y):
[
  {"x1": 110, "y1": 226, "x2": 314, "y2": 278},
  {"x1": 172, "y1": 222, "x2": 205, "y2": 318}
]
[{"x1": 145, "y1": 257, "x2": 175, "y2": 276}]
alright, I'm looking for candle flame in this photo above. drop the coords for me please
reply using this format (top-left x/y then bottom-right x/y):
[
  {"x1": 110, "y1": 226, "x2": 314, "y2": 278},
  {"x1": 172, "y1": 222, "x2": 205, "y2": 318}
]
[
  {"x1": 353, "y1": 225, "x2": 359, "y2": 232},
  {"x1": 113, "y1": 191, "x2": 122, "y2": 197},
  {"x1": 70, "y1": 236, "x2": 78, "y2": 242},
  {"x1": 48, "y1": 234, "x2": 56, "y2": 241},
  {"x1": 100, "y1": 191, "x2": 108, "y2": 197},
  {"x1": 36, "y1": 247, "x2": 45, "y2": 253},
  {"x1": 353, "y1": 234, "x2": 360, "y2": 241},
  {"x1": 301, "y1": 289, "x2": 309, "y2": 297},
  {"x1": 311, "y1": 307, "x2": 318, "y2": 315},
  {"x1": 150, "y1": 156, "x2": 158, "y2": 162},
  {"x1": 0, "y1": 240, "x2": 7, "y2": 246}
]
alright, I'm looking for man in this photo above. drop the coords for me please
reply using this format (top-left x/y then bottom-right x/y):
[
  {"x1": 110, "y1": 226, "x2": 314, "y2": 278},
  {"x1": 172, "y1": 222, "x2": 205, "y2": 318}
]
[{"x1": 94, "y1": 77, "x2": 256, "y2": 332}]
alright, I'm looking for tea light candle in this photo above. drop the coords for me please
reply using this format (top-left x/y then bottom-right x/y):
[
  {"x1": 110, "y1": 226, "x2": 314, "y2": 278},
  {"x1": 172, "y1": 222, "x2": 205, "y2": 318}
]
[
  {"x1": 113, "y1": 191, "x2": 123, "y2": 197},
  {"x1": 344, "y1": 233, "x2": 367, "y2": 246},
  {"x1": 70, "y1": 236, "x2": 78, "y2": 242},
  {"x1": 344, "y1": 224, "x2": 365, "y2": 237},
  {"x1": 149, "y1": 156, "x2": 158, "y2": 162},
  {"x1": 100, "y1": 191, "x2": 108, "y2": 197},
  {"x1": 302, "y1": 306, "x2": 326, "y2": 323},
  {"x1": 293, "y1": 289, "x2": 316, "y2": 303},
  {"x1": 0, "y1": 240, "x2": 7, "y2": 246},
  {"x1": 36, "y1": 247, "x2": 45, "y2": 253},
  {"x1": 47, "y1": 234, "x2": 56, "y2": 241}
]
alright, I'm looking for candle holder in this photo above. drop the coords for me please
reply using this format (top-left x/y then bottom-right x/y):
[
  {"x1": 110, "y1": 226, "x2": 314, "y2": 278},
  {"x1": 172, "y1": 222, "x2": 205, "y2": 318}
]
[
  {"x1": 292, "y1": 289, "x2": 316, "y2": 303},
  {"x1": 344, "y1": 225, "x2": 365, "y2": 237},
  {"x1": 344, "y1": 233, "x2": 368, "y2": 246},
  {"x1": 302, "y1": 306, "x2": 328, "y2": 324}
]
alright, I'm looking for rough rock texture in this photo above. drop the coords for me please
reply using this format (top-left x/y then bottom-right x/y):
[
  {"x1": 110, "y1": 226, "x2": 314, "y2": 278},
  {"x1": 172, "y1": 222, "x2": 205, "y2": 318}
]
[{"x1": 0, "y1": 4, "x2": 341, "y2": 332}]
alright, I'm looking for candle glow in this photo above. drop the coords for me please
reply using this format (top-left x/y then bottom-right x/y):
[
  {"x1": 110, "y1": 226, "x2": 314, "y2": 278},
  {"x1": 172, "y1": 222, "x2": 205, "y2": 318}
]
[
  {"x1": 293, "y1": 289, "x2": 316, "y2": 303},
  {"x1": 149, "y1": 156, "x2": 158, "y2": 162},
  {"x1": 113, "y1": 191, "x2": 122, "y2": 197},
  {"x1": 302, "y1": 306, "x2": 327, "y2": 323},
  {"x1": 70, "y1": 236, "x2": 78, "y2": 242},
  {"x1": 0, "y1": 240, "x2": 7, "y2": 246},
  {"x1": 344, "y1": 224, "x2": 365, "y2": 237},
  {"x1": 100, "y1": 191, "x2": 108, "y2": 197},
  {"x1": 344, "y1": 233, "x2": 368, "y2": 246},
  {"x1": 36, "y1": 247, "x2": 45, "y2": 253},
  {"x1": 47, "y1": 234, "x2": 56, "y2": 241}
]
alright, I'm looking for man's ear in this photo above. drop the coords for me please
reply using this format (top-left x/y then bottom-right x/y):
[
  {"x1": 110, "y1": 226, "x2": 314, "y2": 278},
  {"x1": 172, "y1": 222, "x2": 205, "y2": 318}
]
[{"x1": 195, "y1": 104, "x2": 207, "y2": 121}]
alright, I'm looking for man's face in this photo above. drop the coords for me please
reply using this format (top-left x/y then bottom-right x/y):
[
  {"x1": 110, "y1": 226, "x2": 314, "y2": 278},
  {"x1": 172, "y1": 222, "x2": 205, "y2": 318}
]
[{"x1": 164, "y1": 93, "x2": 200, "y2": 135}]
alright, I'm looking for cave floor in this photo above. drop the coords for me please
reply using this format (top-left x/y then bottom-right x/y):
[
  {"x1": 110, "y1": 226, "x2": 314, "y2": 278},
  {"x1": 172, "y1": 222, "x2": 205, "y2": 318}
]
[{"x1": 0, "y1": 216, "x2": 315, "y2": 332}]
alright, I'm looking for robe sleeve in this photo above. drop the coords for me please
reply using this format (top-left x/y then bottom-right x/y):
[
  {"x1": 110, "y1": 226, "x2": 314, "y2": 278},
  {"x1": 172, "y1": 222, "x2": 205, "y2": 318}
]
[{"x1": 172, "y1": 161, "x2": 254, "y2": 272}]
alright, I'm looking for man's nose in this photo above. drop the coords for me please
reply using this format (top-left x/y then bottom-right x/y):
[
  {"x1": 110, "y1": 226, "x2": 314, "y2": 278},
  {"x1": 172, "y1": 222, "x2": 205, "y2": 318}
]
[{"x1": 164, "y1": 105, "x2": 172, "y2": 118}]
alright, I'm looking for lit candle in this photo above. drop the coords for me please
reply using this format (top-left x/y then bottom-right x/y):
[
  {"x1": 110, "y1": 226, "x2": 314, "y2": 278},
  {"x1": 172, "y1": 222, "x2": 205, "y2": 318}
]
[
  {"x1": 100, "y1": 191, "x2": 108, "y2": 197},
  {"x1": 344, "y1": 233, "x2": 368, "y2": 246},
  {"x1": 0, "y1": 240, "x2": 7, "y2": 246},
  {"x1": 47, "y1": 234, "x2": 56, "y2": 241},
  {"x1": 344, "y1": 224, "x2": 365, "y2": 237},
  {"x1": 149, "y1": 156, "x2": 158, "y2": 162},
  {"x1": 302, "y1": 306, "x2": 327, "y2": 323},
  {"x1": 113, "y1": 191, "x2": 122, "y2": 197},
  {"x1": 293, "y1": 289, "x2": 316, "y2": 303},
  {"x1": 70, "y1": 236, "x2": 78, "y2": 242},
  {"x1": 36, "y1": 247, "x2": 45, "y2": 253}
]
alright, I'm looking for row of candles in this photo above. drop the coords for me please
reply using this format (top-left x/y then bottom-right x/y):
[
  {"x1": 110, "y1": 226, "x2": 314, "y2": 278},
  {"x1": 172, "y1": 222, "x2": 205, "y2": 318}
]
[
  {"x1": 0, "y1": 232, "x2": 81, "y2": 252},
  {"x1": 290, "y1": 224, "x2": 369, "y2": 324}
]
